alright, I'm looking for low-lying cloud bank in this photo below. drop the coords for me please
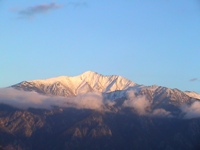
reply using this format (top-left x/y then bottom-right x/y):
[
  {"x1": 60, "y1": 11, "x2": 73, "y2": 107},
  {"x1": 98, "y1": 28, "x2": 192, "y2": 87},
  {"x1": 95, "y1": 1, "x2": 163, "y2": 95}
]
[
  {"x1": 0, "y1": 88, "x2": 105, "y2": 110},
  {"x1": 0, "y1": 88, "x2": 200, "y2": 119}
]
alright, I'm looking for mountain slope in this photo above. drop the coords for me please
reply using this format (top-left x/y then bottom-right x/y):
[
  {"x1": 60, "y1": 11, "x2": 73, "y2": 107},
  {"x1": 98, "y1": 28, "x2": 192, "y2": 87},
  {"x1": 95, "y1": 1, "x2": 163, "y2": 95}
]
[{"x1": 0, "y1": 105, "x2": 200, "y2": 150}]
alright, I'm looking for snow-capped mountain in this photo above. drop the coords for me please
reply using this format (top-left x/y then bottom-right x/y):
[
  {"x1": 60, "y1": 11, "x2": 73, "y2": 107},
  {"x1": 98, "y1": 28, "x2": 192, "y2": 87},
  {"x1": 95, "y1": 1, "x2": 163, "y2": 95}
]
[
  {"x1": 12, "y1": 71, "x2": 136, "y2": 97},
  {"x1": 12, "y1": 71, "x2": 199, "y2": 105},
  {"x1": 2, "y1": 71, "x2": 200, "y2": 150}
]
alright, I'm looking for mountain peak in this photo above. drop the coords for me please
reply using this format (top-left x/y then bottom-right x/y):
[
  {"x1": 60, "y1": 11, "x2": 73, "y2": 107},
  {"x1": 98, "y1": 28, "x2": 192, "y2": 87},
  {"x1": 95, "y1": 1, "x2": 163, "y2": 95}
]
[
  {"x1": 82, "y1": 71, "x2": 99, "y2": 75},
  {"x1": 80, "y1": 71, "x2": 100, "y2": 78}
]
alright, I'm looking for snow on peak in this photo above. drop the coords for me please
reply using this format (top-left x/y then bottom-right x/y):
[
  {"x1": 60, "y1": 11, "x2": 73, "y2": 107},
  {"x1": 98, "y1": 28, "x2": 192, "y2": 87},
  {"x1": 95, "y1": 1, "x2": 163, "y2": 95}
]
[
  {"x1": 185, "y1": 91, "x2": 200, "y2": 100},
  {"x1": 13, "y1": 71, "x2": 137, "y2": 96},
  {"x1": 11, "y1": 71, "x2": 199, "y2": 104},
  {"x1": 81, "y1": 71, "x2": 99, "y2": 76}
]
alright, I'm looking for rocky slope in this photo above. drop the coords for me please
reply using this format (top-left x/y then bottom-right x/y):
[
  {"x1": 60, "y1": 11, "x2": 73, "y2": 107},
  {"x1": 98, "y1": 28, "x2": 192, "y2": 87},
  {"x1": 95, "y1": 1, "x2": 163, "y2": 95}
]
[{"x1": 0, "y1": 105, "x2": 200, "y2": 150}]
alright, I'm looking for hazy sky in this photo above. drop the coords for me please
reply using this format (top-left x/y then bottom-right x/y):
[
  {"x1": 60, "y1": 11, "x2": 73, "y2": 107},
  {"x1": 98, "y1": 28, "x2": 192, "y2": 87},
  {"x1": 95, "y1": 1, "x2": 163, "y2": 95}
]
[{"x1": 1, "y1": 0, "x2": 200, "y2": 93}]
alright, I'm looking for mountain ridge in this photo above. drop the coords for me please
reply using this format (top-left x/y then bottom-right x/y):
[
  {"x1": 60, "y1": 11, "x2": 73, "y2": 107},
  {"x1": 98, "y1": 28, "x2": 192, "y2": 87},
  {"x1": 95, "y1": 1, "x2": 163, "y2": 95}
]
[{"x1": 11, "y1": 71, "x2": 200, "y2": 102}]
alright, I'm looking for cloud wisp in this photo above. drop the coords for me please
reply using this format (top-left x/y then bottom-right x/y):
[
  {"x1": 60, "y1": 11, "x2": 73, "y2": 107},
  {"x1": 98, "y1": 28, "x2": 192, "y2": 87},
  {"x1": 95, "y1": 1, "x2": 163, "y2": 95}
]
[
  {"x1": 67, "y1": 1, "x2": 87, "y2": 8},
  {"x1": 13, "y1": 2, "x2": 62, "y2": 18},
  {"x1": 12, "y1": 1, "x2": 87, "y2": 18},
  {"x1": 189, "y1": 78, "x2": 199, "y2": 82}
]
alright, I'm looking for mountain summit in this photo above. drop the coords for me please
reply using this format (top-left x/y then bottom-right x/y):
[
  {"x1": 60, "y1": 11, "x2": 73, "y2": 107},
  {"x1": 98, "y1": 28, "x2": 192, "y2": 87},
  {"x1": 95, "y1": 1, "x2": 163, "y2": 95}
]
[{"x1": 12, "y1": 71, "x2": 136, "y2": 97}]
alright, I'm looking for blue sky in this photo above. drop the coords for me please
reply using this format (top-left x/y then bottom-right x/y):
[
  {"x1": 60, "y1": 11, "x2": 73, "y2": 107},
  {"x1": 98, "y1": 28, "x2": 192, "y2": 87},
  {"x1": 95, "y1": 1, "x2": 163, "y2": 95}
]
[{"x1": 0, "y1": 0, "x2": 200, "y2": 93}]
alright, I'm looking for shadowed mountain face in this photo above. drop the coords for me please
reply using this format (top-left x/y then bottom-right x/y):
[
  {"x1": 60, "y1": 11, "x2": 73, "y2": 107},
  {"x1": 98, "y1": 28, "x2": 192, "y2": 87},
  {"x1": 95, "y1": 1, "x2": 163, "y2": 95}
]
[
  {"x1": 0, "y1": 71, "x2": 200, "y2": 149},
  {"x1": 0, "y1": 105, "x2": 200, "y2": 150}
]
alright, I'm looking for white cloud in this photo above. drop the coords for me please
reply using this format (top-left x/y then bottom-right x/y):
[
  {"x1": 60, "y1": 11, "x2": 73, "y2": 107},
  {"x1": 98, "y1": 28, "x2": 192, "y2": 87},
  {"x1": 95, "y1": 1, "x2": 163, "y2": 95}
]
[
  {"x1": 123, "y1": 90, "x2": 151, "y2": 115},
  {"x1": 152, "y1": 108, "x2": 171, "y2": 117},
  {"x1": 181, "y1": 101, "x2": 200, "y2": 119},
  {"x1": 0, "y1": 88, "x2": 105, "y2": 110},
  {"x1": 123, "y1": 90, "x2": 171, "y2": 117}
]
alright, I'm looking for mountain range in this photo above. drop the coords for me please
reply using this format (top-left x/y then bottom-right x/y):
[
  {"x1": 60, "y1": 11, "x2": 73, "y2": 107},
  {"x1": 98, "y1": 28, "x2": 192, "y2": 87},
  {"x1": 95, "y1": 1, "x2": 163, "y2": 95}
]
[
  {"x1": 11, "y1": 71, "x2": 200, "y2": 100},
  {"x1": 0, "y1": 71, "x2": 200, "y2": 150},
  {"x1": 11, "y1": 71, "x2": 200, "y2": 112}
]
